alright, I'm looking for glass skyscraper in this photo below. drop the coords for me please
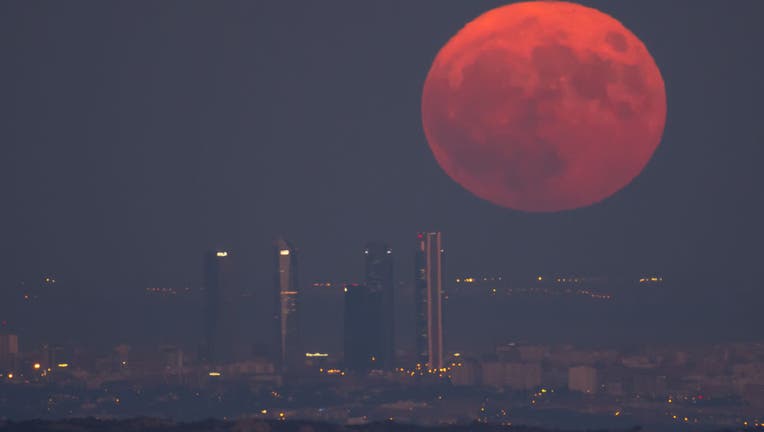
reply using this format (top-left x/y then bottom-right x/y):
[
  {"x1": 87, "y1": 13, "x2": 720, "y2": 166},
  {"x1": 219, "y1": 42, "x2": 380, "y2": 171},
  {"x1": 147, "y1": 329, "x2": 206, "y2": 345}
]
[
  {"x1": 274, "y1": 237, "x2": 300, "y2": 371},
  {"x1": 414, "y1": 232, "x2": 444, "y2": 371}
]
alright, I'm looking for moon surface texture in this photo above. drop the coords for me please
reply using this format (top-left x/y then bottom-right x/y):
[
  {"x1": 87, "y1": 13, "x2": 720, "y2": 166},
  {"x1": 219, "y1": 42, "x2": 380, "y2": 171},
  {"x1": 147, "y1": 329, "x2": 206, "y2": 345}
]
[{"x1": 422, "y1": 1, "x2": 666, "y2": 212}]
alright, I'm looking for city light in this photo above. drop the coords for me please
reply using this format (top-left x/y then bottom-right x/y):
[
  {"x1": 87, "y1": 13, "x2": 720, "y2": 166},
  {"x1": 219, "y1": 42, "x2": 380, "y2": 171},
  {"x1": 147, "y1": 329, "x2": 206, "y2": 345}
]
[
  {"x1": 208, "y1": 371, "x2": 222, "y2": 377},
  {"x1": 33, "y1": 363, "x2": 41, "y2": 370},
  {"x1": 216, "y1": 251, "x2": 228, "y2": 257},
  {"x1": 57, "y1": 363, "x2": 69, "y2": 368},
  {"x1": 280, "y1": 249, "x2": 290, "y2": 256},
  {"x1": 640, "y1": 276, "x2": 664, "y2": 283},
  {"x1": 305, "y1": 352, "x2": 328, "y2": 358}
]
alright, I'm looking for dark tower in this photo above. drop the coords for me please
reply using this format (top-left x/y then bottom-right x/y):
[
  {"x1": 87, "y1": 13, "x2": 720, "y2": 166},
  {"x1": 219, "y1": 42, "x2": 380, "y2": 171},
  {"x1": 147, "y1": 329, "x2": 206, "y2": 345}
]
[
  {"x1": 343, "y1": 283, "x2": 370, "y2": 372},
  {"x1": 203, "y1": 250, "x2": 236, "y2": 365},
  {"x1": 363, "y1": 242, "x2": 394, "y2": 371}
]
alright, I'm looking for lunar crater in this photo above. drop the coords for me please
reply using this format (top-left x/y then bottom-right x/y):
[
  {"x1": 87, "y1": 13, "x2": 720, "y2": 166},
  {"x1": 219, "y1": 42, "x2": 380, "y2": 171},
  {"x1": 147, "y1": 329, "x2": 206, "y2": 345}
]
[{"x1": 605, "y1": 31, "x2": 629, "y2": 52}]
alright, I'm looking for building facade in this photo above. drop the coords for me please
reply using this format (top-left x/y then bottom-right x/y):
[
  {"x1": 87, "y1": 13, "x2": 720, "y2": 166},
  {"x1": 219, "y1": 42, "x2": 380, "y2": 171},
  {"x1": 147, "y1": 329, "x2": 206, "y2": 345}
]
[
  {"x1": 274, "y1": 237, "x2": 300, "y2": 371},
  {"x1": 203, "y1": 250, "x2": 237, "y2": 365},
  {"x1": 0, "y1": 334, "x2": 19, "y2": 373},
  {"x1": 415, "y1": 232, "x2": 444, "y2": 371},
  {"x1": 343, "y1": 283, "x2": 371, "y2": 372},
  {"x1": 569, "y1": 365, "x2": 599, "y2": 394},
  {"x1": 363, "y1": 241, "x2": 394, "y2": 371}
]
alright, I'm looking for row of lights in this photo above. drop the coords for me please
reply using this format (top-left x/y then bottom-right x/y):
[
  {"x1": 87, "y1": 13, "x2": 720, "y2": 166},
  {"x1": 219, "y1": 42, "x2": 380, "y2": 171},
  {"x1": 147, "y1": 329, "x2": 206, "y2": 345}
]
[
  {"x1": 3, "y1": 363, "x2": 69, "y2": 380},
  {"x1": 456, "y1": 276, "x2": 503, "y2": 284}
]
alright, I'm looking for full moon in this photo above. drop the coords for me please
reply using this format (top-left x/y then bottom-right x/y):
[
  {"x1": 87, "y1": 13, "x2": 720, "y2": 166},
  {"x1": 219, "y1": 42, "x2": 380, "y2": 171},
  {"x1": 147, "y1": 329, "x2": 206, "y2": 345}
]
[{"x1": 422, "y1": 1, "x2": 666, "y2": 212}]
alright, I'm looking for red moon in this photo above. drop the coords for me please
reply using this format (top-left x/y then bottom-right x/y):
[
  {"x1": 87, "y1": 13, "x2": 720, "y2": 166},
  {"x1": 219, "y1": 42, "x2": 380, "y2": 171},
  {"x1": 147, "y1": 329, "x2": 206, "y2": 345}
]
[{"x1": 422, "y1": 1, "x2": 666, "y2": 212}]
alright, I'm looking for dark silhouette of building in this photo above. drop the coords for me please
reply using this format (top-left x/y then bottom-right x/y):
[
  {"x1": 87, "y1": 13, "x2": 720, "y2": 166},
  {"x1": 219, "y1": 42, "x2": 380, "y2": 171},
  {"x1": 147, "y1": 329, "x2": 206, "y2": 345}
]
[
  {"x1": 343, "y1": 283, "x2": 372, "y2": 372},
  {"x1": 203, "y1": 250, "x2": 238, "y2": 365},
  {"x1": 363, "y1": 241, "x2": 395, "y2": 371},
  {"x1": 274, "y1": 237, "x2": 300, "y2": 371},
  {"x1": 415, "y1": 232, "x2": 444, "y2": 371}
]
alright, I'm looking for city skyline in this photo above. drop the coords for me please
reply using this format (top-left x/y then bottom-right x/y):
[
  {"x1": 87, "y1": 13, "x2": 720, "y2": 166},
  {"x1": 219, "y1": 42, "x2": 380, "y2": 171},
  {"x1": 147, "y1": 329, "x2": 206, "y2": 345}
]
[
  {"x1": 199, "y1": 234, "x2": 439, "y2": 371},
  {"x1": 3, "y1": 229, "x2": 764, "y2": 429}
]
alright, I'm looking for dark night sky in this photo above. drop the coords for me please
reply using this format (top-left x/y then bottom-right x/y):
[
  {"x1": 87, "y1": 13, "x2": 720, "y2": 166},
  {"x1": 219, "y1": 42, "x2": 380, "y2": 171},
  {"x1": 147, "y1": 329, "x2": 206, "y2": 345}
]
[{"x1": 1, "y1": 1, "x2": 763, "y2": 310}]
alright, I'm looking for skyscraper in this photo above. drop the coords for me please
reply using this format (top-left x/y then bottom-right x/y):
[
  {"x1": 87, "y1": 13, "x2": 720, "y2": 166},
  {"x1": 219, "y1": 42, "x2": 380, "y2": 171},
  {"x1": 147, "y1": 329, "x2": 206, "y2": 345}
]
[
  {"x1": 274, "y1": 237, "x2": 300, "y2": 371},
  {"x1": 343, "y1": 283, "x2": 371, "y2": 373},
  {"x1": 203, "y1": 250, "x2": 237, "y2": 365},
  {"x1": 363, "y1": 242, "x2": 394, "y2": 371},
  {"x1": 415, "y1": 232, "x2": 444, "y2": 371}
]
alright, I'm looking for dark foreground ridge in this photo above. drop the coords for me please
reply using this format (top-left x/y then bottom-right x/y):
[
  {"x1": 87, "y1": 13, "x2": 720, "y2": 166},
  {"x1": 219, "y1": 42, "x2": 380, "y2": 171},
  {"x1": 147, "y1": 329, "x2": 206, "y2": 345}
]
[
  {"x1": 0, "y1": 419, "x2": 649, "y2": 432},
  {"x1": 0, "y1": 419, "x2": 744, "y2": 432}
]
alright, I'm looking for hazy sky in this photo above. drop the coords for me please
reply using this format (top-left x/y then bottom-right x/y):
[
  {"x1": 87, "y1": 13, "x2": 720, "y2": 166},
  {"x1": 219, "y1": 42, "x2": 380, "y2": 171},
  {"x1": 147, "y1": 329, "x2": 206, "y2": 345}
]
[{"x1": 1, "y1": 1, "x2": 763, "y2": 301}]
